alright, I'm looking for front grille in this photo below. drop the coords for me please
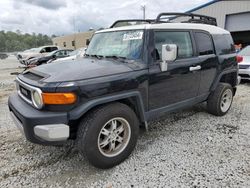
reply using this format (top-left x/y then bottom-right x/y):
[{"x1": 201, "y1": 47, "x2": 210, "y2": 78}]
[
  {"x1": 19, "y1": 85, "x2": 32, "y2": 101},
  {"x1": 23, "y1": 72, "x2": 44, "y2": 81},
  {"x1": 239, "y1": 65, "x2": 250, "y2": 69}
]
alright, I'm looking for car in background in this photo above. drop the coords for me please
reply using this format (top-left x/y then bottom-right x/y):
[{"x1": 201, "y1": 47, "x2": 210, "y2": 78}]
[
  {"x1": 17, "y1": 46, "x2": 58, "y2": 65},
  {"x1": 0, "y1": 53, "x2": 8, "y2": 60},
  {"x1": 238, "y1": 45, "x2": 250, "y2": 80},
  {"x1": 49, "y1": 47, "x2": 86, "y2": 63},
  {"x1": 27, "y1": 49, "x2": 73, "y2": 66}
]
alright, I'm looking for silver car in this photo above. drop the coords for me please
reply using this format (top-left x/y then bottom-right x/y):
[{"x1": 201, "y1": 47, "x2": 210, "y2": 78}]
[{"x1": 238, "y1": 45, "x2": 250, "y2": 80}]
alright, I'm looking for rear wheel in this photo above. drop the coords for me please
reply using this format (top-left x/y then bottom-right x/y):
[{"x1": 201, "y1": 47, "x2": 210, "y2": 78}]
[
  {"x1": 207, "y1": 83, "x2": 233, "y2": 116},
  {"x1": 76, "y1": 102, "x2": 139, "y2": 169}
]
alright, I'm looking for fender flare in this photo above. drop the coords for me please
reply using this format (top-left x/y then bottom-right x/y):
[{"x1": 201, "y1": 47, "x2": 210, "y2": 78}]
[
  {"x1": 210, "y1": 69, "x2": 238, "y2": 91},
  {"x1": 68, "y1": 91, "x2": 146, "y2": 122}
]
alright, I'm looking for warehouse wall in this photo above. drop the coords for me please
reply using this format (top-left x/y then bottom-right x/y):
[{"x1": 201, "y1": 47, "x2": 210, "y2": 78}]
[
  {"x1": 52, "y1": 31, "x2": 94, "y2": 50},
  {"x1": 190, "y1": 0, "x2": 250, "y2": 28}
]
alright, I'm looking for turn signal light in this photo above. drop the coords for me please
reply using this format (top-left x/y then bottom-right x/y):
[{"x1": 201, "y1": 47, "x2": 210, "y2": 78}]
[
  {"x1": 236, "y1": 55, "x2": 243, "y2": 63},
  {"x1": 42, "y1": 93, "x2": 77, "y2": 105}
]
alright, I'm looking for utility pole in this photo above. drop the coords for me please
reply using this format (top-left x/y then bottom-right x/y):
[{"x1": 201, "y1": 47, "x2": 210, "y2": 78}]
[{"x1": 141, "y1": 4, "x2": 146, "y2": 20}]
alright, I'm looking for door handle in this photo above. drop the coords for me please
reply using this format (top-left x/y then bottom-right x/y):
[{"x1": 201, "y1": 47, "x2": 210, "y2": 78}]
[{"x1": 189, "y1": 65, "x2": 201, "y2": 71}]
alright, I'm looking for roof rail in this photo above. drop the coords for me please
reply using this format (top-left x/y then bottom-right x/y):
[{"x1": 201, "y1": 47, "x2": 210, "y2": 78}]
[
  {"x1": 110, "y1": 19, "x2": 154, "y2": 28},
  {"x1": 156, "y1": 12, "x2": 217, "y2": 26},
  {"x1": 110, "y1": 12, "x2": 217, "y2": 28}
]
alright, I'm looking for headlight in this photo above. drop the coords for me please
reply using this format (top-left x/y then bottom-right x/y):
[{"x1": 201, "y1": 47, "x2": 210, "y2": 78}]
[{"x1": 32, "y1": 90, "x2": 43, "y2": 109}]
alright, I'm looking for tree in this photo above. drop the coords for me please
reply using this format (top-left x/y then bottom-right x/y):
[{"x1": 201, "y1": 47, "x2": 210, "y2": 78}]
[{"x1": 0, "y1": 30, "x2": 53, "y2": 52}]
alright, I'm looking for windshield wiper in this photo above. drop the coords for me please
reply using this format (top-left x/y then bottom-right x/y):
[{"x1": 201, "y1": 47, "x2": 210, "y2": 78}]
[
  {"x1": 105, "y1": 55, "x2": 129, "y2": 62},
  {"x1": 85, "y1": 54, "x2": 103, "y2": 59}
]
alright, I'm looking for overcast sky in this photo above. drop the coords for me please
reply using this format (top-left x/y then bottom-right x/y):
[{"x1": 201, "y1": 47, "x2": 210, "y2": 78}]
[{"x1": 0, "y1": 0, "x2": 210, "y2": 36}]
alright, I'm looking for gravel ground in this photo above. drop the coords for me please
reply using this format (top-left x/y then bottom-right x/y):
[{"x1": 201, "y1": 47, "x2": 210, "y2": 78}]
[{"x1": 0, "y1": 57, "x2": 250, "y2": 187}]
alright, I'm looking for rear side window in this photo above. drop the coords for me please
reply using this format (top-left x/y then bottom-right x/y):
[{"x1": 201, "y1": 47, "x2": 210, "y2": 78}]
[
  {"x1": 195, "y1": 32, "x2": 214, "y2": 56},
  {"x1": 213, "y1": 34, "x2": 235, "y2": 55},
  {"x1": 154, "y1": 31, "x2": 193, "y2": 60},
  {"x1": 50, "y1": 47, "x2": 58, "y2": 52}
]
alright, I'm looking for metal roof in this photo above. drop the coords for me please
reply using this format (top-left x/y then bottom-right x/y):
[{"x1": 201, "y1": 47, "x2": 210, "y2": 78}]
[{"x1": 187, "y1": 0, "x2": 221, "y2": 13}]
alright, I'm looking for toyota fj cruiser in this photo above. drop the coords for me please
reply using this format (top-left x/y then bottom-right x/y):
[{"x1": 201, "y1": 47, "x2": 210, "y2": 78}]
[{"x1": 9, "y1": 13, "x2": 239, "y2": 169}]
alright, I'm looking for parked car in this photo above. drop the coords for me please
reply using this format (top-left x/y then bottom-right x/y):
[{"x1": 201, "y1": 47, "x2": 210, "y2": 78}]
[
  {"x1": 49, "y1": 47, "x2": 86, "y2": 63},
  {"x1": 0, "y1": 53, "x2": 8, "y2": 60},
  {"x1": 9, "y1": 13, "x2": 239, "y2": 169},
  {"x1": 238, "y1": 45, "x2": 250, "y2": 80},
  {"x1": 17, "y1": 46, "x2": 59, "y2": 65},
  {"x1": 27, "y1": 49, "x2": 73, "y2": 66}
]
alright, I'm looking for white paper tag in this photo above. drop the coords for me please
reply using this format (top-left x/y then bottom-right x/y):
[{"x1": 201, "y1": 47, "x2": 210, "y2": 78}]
[{"x1": 123, "y1": 31, "x2": 143, "y2": 41}]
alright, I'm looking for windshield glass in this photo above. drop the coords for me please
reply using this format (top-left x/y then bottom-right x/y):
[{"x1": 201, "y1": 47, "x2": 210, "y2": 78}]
[
  {"x1": 86, "y1": 30, "x2": 144, "y2": 60},
  {"x1": 69, "y1": 48, "x2": 81, "y2": 56},
  {"x1": 239, "y1": 46, "x2": 250, "y2": 56},
  {"x1": 47, "y1": 50, "x2": 57, "y2": 56}
]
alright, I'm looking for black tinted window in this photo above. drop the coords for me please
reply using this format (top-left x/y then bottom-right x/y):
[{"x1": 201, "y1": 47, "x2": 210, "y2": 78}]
[
  {"x1": 213, "y1": 34, "x2": 235, "y2": 55},
  {"x1": 195, "y1": 32, "x2": 214, "y2": 55},
  {"x1": 51, "y1": 47, "x2": 58, "y2": 52},
  {"x1": 154, "y1": 31, "x2": 193, "y2": 60}
]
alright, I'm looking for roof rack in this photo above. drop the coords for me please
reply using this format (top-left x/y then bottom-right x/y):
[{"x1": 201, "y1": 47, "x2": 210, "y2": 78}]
[
  {"x1": 110, "y1": 19, "x2": 154, "y2": 28},
  {"x1": 156, "y1": 12, "x2": 217, "y2": 26},
  {"x1": 110, "y1": 12, "x2": 217, "y2": 28}
]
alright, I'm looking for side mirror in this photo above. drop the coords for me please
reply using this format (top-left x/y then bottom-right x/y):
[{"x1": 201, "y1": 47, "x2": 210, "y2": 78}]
[
  {"x1": 160, "y1": 44, "x2": 177, "y2": 71},
  {"x1": 52, "y1": 54, "x2": 56, "y2": 58},
  {"x1": 86, "y1": 39, "x2": 90, "y2": 46}
]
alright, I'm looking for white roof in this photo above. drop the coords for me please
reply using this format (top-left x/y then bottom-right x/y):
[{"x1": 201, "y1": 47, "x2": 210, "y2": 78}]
[{"x1": 96, "y1": 23, "x2": 230, "y2": 35}]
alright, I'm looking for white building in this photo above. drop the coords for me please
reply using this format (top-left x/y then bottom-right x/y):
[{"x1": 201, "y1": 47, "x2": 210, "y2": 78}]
[{"x1": 187, "y1": 0, "x2": 250, "y2": 47}]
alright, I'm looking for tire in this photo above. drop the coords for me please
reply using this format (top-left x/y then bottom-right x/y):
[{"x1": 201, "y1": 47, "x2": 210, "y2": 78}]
[
  {"x1": 207, "y1": 83, "x2": 234, "y2": 116},
  {"x1": 76, "y1": 102, "x2": 139, "y2": 169}
]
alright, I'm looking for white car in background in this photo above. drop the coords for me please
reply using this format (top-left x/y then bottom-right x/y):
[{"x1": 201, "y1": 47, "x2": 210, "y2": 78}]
[
  {"x1": 48, "y1": 47, "x2": 86, "y2": 63},
  {"x1": 17, "y1": 46, "x2": 58, "y2": 65},
  {"x1": 238, "y1": 45, "x2": 250, "y2": 80}
]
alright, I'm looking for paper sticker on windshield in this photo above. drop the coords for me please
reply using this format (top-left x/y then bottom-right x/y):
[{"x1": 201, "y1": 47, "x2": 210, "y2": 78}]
[{"x1": 123, "y1": 31, "x2": 143, "y2": 41}]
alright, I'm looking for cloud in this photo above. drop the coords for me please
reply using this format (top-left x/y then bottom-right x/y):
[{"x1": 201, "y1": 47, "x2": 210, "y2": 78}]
[
  {"x1": 15, "y1": 0, "x2": 66, "y2": 10},
  {"x1": 0, "y1": 0, "x2": 210, "y2": 35}
]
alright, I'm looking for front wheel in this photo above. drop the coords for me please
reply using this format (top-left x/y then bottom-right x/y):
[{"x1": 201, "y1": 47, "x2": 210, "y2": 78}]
[
  {"x1": 76, "y1": 102, "x2": 139, "y2": 169},
  {"x1": 207, "y1": 83, "x2": 234, "y2": 116}
]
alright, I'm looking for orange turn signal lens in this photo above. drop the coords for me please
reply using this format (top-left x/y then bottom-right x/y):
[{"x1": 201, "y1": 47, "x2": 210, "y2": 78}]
[{"x1": 42, "y1": 93, "x2": 77, "y2": 105}]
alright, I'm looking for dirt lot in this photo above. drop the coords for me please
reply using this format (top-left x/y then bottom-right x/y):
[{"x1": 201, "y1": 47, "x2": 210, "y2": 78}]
[{"x1": 0, "y1": 57, "x2": 250, "y2": 187}]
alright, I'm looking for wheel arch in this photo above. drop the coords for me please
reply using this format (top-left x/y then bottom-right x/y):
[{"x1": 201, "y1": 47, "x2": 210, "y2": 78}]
[
  {"x1": 211, "y1": 69, "x2": 238, "y2": 94},
  {"x1": 69, "y1": 91, "x2": 147, "y2": 126}
]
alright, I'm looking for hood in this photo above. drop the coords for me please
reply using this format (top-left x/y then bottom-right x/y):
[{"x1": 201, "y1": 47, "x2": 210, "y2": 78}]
[{"x1": 27, "y1": 57, "x2": 143, "y2": 83}]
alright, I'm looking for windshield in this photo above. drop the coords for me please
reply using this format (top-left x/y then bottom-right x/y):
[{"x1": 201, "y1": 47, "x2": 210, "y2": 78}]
[
  {"x1": 69, "y1": 48, "x2": 83, "y2": 56},
  {"x1": 47, "y1": 50, "x2": 57, "y2": 56},
  {"x1": 239, "y1": 46, "x2": 250, "y2": 56},
  {"x1": 86, "y1": 30, "x2": 144, "y2": 60}
]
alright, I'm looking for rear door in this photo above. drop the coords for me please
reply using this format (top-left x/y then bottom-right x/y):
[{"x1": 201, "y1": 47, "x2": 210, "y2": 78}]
[
  {"x1": 148, "y1": 30, "x2": 201, "y2": 110},
  {"x1": 194, "y1": 31, "x2": 218, "y2": 95}
]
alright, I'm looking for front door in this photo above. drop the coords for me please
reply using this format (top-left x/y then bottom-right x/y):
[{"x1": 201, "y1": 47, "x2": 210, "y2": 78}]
[{"x1": 148, "y1": 30, "x2": 201, "y2": 110}]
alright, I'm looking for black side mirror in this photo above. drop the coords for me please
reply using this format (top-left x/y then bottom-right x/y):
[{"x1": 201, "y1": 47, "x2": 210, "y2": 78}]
[
  {"x1": 86, "y1": 39, "x2": 90, "y2": 46},
  {"x1": 52, "y1": 54, "x2": 56, "y2": 58}
]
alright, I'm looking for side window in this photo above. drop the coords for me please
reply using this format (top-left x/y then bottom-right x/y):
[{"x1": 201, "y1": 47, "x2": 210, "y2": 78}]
[
  {"x1": 213, "y1": 34, "x2": 235, "y2": 55},
  {"x1": 195, "y1": 32, "x2": 214, "y2": 56},
  {"x1": 154, "y1": 31, "x2": 193, "y2": 60},
  {"x1": 51, "y1": 47, "x2": 58, "y2": 52}
]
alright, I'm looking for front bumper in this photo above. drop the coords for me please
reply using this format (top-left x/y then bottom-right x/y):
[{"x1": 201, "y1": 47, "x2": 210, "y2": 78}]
[
  {"x1": 239, "y1": 68, "x2": 250, "y2": 80},
  {"x1": 8, "y1": 93, "x2": 69, "y2": 145}
]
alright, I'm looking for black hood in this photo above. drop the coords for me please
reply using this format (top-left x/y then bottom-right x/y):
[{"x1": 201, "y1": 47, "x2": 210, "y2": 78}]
[{"x1": 27, "y1": 58, "x2": 143, "y2": 83}]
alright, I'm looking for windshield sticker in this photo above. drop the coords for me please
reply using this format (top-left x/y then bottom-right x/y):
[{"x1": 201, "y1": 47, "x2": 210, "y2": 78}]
[{"x1": 123, "y1": 31, "x2": 143, "y2": 41}]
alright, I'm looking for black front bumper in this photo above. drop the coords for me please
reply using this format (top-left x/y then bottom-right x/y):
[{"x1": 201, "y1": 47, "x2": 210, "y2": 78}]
[{"x1": 8, "y1": 93, "x2": 68, "y2": 145}]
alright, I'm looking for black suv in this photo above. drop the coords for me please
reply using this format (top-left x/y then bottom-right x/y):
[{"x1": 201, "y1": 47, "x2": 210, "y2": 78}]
[{"x1": 8, "y1": 13, "x2": 239, "y2": 169}]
